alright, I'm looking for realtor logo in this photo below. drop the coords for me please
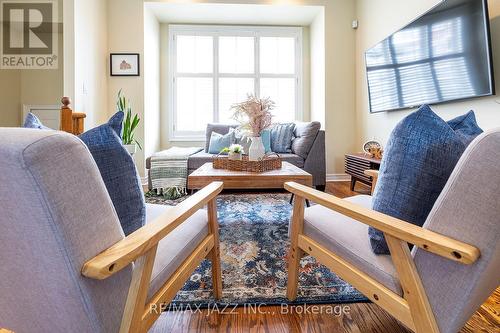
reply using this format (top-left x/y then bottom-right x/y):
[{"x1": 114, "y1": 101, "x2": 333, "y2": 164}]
[{"x1": 1, "y1": 0, "x2": 58, "y2": 69}]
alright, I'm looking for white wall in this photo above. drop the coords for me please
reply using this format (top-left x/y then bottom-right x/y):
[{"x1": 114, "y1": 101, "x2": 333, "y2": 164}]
[
  {"x1": 0, "y1": 71, "x2": 21, "y2": 126},
  {"x1": 74, "y1": 0, "x2": 109, "y2": 129},
  {"x1": 107, "y1": 0, "x2": 146, "y2": 175},
  {"x1": 144, "y1": 7, "x2": 161, "y2": 159},
  {"x1": 310, "y1": 8, "x2": 325, "y2": 128},
  {"x1": 20, "y1": 31, "x2": 64, "y2": 108},
  {"x1": 355, "y1": 0, "x2": 500, "y2": 149}
]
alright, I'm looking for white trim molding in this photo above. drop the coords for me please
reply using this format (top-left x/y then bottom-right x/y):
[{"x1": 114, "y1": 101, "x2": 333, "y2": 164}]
[{"x1": 326, "y1": 174, "x2": 351, "y2": 182}]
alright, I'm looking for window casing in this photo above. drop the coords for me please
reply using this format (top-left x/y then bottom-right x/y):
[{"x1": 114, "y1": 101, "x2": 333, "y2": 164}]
[{"x1": 169, "y1": 25, "x2": 303, "y2": 141}]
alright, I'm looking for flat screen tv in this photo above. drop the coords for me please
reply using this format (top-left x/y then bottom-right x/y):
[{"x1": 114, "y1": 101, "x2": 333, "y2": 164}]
[{"x1": 365, "y1": 0, "x2": 495, "y2": 113}]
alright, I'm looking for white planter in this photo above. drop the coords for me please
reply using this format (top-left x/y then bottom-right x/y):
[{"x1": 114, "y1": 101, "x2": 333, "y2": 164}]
[
  {"x1": 124, "y1": 144, "x2": 137, "y2": 156},
  {"x1": 228, "y1": 152, "x2": 242, "y2": 160},
  {"x1": 248, "y1": 136, "x2": 265, "y2": 161}
]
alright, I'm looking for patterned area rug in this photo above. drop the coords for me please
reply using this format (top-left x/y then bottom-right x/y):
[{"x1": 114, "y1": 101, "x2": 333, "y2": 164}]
[{"x1": 145, "y1": 193, "x2": 368, "y2": 307}]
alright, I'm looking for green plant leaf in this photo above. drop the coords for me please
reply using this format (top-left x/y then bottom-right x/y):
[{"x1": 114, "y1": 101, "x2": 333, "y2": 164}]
[
  {"x1": 123, "y1": 111, "x2": 131, "y2": 144},
  {"x1": 130, "y1": 114, "x2": 139, "y2": 132},
  {"x1": 116, "y1": 89, "x2": 140, "y2": 146}
]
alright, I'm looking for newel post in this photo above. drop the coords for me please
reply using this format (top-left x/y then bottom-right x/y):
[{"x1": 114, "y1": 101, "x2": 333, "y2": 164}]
[{"x1": 60, "y1": 97, "x2": 73, "y2": 133}]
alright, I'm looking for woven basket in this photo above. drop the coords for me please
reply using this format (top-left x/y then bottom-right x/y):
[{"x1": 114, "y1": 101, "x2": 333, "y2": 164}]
[{"x1": 213, "y1": 153, "x2": 282, "y2": 172}]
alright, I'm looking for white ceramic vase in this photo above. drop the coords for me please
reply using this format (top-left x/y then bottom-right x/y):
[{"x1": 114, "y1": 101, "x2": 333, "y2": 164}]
[{"x1": 248, "y1": 136, "x2": 265, "y2": 161}]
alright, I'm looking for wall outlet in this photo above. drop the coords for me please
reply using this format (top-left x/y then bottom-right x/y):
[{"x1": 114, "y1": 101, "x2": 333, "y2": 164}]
[{"x1": 352, "y1": 20, "x2": 359, "y2": 29}]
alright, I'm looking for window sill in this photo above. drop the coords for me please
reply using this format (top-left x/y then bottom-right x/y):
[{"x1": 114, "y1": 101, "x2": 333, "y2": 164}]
[{"x1": 169, "y1": 136, "x2": 206, "y2": 143}]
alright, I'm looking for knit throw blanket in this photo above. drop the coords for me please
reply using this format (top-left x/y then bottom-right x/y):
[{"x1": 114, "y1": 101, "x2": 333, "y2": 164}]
[{"x1": 150, "y1": 147, "x2": 202, "y2": 199}]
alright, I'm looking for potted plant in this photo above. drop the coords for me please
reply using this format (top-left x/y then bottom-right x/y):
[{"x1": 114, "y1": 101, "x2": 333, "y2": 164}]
[
  {"x1": 222, "y1": 144, "x2": 244, "y2": 160},
  {"x1": 231, "y1": 94, "x2": 274, "y2": 161},
  {"x1": 116, "y1": 89, "x2": 142, "y2": 155}
]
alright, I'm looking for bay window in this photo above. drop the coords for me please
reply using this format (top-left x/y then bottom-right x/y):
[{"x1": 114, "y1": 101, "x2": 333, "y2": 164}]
[{"x1": 169, "y1": 25, "x2": 303, "y2": 141}]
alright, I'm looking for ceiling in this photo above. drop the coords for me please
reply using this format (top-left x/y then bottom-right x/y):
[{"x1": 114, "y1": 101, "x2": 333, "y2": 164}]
[{"x1": 145, "y1": 2, "x2": 323, "y2": 26}]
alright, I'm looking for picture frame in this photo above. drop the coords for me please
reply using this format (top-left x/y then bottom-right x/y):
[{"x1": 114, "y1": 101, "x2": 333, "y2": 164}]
[{"x1": 110, "y1": 53, "x2": 140, "y2": 76}]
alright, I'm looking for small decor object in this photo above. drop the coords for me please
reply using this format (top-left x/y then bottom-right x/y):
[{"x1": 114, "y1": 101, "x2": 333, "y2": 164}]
[
  {"x1": 363, "y1": 140, "x2": 383, "y2": 159},
  {"x1": 223, "y1": 144, "x2": 244, "y2": 160},
  {"x1": 249, "y1": 136, "x2": 266, "y2": 161},
  {"x1": 110, "y1": 53, "x2": 140, "y2": 76},
  {"x1": 116, "y1": 89, "x2": 142, "y2": 155},
  {"x1": 231, "y1": 94, "x2": 274, "y2": 161}
]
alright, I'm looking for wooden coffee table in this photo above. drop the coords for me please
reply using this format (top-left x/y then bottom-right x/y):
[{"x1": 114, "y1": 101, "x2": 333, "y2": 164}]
[{"x1": 188, "y1": 162, "x2": 312, "y2": 190}]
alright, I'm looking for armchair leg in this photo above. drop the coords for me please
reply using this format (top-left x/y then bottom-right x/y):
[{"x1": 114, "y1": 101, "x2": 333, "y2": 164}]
[
  {"x1": 208, "y1": 199, "x2": 223, "y2": 299},
  {"x1": 287, "y1": 197, "x2": 306, "y2": 301},
  {"x1": 120, "y1": 246, "x2": 158, "y2": 333}
]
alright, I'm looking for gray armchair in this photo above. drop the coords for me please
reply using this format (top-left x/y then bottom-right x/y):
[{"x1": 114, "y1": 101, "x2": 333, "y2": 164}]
[
  {"x1": 0, "y1": 129, "x2": 223, "y2": 333},
  {"x1": 285, "y1": 129, "x2": 500, "y2": 333}
]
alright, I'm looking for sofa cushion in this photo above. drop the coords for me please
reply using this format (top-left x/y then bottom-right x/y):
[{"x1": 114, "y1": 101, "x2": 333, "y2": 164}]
[
  {"x1": 271, "y1": 123, "x2": 295, "y2": 153},
  {"x1": 303, "y1": 195, "x2": 402, "y2": 295},
  {"x1": 208, "y1": 129, "x2": 235, "y2": 154},
  {"x1": 146, "y1": 204, "x2": 209, "y2": 299},
  {"x1": 292, "y1": 121, "x2": 321, "y2": 159},
  {"x1": 205, "y1": 123, "x2": 238, "y2": 152},
  {"x1": 278, "y1": 153, "x2": 305, "y2": 168},
  {"x1": 369, "y1": 105, "x2": 481, "y2": 254},
  {"x1": 188, "y1": 151, "x2": 215, "y2": 171},
  {"x1": 79, "y1": 112, "x2": 146, "y2": 236},
  {"x1": 23, "y1": 112, "x2": 51, "y2": 130}
]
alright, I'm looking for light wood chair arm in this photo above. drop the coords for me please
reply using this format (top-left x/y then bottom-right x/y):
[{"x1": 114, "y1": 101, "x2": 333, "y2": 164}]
[
  {"x1": 364, "y1": 169, "x2": 379, "y2": 194},
  {"x1": 82, "y1": 182, "x2": 224, "y2": 280},
  {"x1": 284, "y1": 182, "x2": 480, "y2": 265}
]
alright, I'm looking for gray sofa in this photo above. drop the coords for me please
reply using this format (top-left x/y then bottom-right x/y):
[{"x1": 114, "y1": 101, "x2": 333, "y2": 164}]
[{"x1": 147, "y1": 122, "x2": 326, "y2": 190}]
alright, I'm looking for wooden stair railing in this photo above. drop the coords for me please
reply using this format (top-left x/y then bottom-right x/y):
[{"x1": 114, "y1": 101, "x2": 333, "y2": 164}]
[{"x1": 60, "y1": 97, "x2": 86, "y2": 135}]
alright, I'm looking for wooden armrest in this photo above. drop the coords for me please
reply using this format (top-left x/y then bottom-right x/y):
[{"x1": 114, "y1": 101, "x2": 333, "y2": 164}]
[
  {"x1": 284, "y1": 182, "x2": 480, "y2": 264},
  {"x1": 82, "y1": 182, "x2": 223, "y2": 279}
]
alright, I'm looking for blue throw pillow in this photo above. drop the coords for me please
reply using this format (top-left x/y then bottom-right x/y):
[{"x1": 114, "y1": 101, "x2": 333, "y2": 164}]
[
  {"x1": 261, "y1": 129, "x2": 272, "y2": 153},
  {"x1": 23, "y1": 113, "x2": 51, "y2": 130},
  {"x1": 208, "y1": 129, "x2": 234, "y2": 154},
  {"x1": 447, "y1": 110, "x2": 483, "y2": 145},
  {"x1": 271, "y1": 123, "x2": 295, "y2": 153},
  {"x1": 79, "y1": 112, "x2": 146, "y2": 236},
  {"x1": 369, "y1": 105, "x2": 482, "y2": 254}
]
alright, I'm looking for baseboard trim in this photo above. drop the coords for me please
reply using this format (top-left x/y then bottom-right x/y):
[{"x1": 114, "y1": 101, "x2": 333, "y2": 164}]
[{"x1": 326, "y1": 174, "x2": 351, "y2": 182}]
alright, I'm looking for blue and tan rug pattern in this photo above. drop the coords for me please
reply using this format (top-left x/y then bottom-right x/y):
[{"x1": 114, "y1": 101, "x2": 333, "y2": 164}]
[{"x1": 145, "y1": 193, "x2": 368, "y2": 307}]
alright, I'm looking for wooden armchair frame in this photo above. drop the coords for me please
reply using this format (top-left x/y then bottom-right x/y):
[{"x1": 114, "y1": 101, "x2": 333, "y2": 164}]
[
  {"x1": 285, "y1": 182, "x2": 480, "y2": 333},
  {"x1": 82, "y1": 182, "x2": 224, "y2": 333}
]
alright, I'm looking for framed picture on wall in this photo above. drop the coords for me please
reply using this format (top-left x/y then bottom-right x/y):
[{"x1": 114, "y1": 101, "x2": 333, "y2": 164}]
[{"x1": 110, "y1": 53, "x2": 140, "y2": 76}]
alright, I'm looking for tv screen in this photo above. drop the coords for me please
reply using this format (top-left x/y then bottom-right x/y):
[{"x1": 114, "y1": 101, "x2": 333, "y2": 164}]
[{"x1": 365, "y1": 0, "x2": 495, "y2": 113}]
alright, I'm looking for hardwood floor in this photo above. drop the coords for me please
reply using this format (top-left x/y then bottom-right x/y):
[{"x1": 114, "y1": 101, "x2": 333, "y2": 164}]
[{"x1": 154, "y1": 181, "x2": 499, "y2": 333}]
